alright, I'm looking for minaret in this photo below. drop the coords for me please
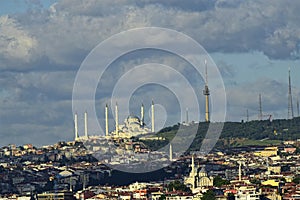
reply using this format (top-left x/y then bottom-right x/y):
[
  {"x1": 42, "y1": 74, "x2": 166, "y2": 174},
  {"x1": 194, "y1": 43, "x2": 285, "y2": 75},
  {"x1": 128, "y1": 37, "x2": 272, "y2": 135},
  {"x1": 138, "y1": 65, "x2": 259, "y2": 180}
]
[
  {"x1": 141, "y1": 103, "x2": 144, "y2": 126},
  {"x1": 84, "y1": 111, "x2": 88, "y2": 138},
  {"x1": 203, "y1": 59, "x2": 210, "y2": 122},
  {"x1": 191, "y1": 154, "x2": 195, "y2": 175},
  {"x1": 191, "y1": 154, "x2": 195, "y2": 190},
  {"x1": 151, "y1": 100, "x2": 155, "y2": 132},
  {"x1": 69, "y1": 177, "x2": 73, "y2": 192},
  {"x1": 238, "y1": 161, "x2": 242, "y2": 181},
  {"x1": 186, "y1": 108, "x2": 189, "y2": 124},
  {"x1": 169, "y1": 144, "x2": 173, "y2": 161},
  {"x1": 74, "y1": 113, "x2": 79, "y2": 141},
  {"x1": 288, "y1": 68, "x2": 294, "y2": 119},
  {"x1": 105, "y1": 104, "x2": 109, "y2": 137},
  {"x1": 115, "y1": 102, "x2": 119, "y2": 136}
]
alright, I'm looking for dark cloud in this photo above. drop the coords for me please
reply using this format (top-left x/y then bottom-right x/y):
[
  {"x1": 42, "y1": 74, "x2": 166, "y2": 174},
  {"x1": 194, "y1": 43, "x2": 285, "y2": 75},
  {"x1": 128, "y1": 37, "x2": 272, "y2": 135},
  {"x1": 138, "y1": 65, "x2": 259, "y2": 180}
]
[{"x1": 2, "y1": 0, "x2": 299, "y2": 71}]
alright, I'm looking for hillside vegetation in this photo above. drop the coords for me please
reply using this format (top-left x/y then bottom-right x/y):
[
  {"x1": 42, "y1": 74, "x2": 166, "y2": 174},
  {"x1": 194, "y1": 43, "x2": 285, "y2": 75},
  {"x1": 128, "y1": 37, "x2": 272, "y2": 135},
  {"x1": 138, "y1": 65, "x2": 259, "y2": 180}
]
[{"x1": 143, "y1": 117, "x2": 300, "y2": 151}]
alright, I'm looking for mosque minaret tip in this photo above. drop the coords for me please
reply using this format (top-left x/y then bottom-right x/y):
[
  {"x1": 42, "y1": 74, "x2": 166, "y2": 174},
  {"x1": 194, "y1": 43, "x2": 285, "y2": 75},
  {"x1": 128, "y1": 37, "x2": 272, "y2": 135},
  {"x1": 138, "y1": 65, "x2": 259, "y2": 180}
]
[
  {"x1": 115, "y1": 102, "x2": 119, "y2": 136},
  {"x1": 169, "y1": 143, "x2": 173, "y2": 161},
  {"x1": 151, "y1": 100, "x2": 155, "y2": 132},
  {"x1": 74, "y1": 113, "x2": 79, "y2": 141},
  {"x1": 84, "y1": 111, "x2": 88, "y2": 139},
  {"x1": 105, "y1": 104, "x2": 109, "y2": 137},
  {"x1": 141, "y1": 103, "x2": 144, "y2": 126}
]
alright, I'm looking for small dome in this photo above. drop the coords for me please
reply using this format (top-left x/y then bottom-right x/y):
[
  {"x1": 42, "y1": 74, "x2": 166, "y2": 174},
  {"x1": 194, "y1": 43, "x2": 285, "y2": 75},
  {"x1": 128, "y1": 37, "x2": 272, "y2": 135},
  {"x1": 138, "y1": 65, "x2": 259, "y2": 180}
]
[{"x1": 59, "y1": 170, "x2": 73, "y2": 177}]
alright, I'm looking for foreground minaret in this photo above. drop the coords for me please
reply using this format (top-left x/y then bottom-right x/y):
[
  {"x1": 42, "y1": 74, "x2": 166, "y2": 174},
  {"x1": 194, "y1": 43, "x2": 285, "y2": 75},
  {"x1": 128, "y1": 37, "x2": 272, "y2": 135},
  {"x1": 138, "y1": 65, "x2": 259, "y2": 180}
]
[
  {"x1": 238, "y1": 161, "x2": 242, "y2": 181},
  {"x1": 169, "y1": 144, "x2": 173, "y2": 161},
  {"x1": 140, "y1": 103, "x2": 144, "y2": 126},
  {"x1": 203, "y1": 60, "x2": 210, "y2": 122},
  {"x1": 105, "y1": 104, "x2": 109, "y2": 137},
  {"x1": 115, "y1": 102, "x2": 119, "y2": 136},
  {"x1": 151, "y1": 100, "x2": 155, "y2": 132},
  {"x1": 74, "y1": 113, "x2": 79, "y2": 141},
  {"x1": 84, "y1": 111, "x2": 88, "y2": 138},
  {"x1": 191, "y1": 154, "x2": 195, "y2": 190},
  {"x1": 192, "y1": 154, "x2": 195, "y2": 175},
  {"x1": 184, "y1": 154, "x2": 197, "y2": 191}
]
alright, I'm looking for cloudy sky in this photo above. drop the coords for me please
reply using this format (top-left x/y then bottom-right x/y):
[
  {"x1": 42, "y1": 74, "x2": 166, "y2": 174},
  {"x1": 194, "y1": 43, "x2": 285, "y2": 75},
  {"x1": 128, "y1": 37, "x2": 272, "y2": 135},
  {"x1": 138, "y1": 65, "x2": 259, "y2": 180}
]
[{"x1": 1, "y1": 0, "x2": 300, "y2": 147}]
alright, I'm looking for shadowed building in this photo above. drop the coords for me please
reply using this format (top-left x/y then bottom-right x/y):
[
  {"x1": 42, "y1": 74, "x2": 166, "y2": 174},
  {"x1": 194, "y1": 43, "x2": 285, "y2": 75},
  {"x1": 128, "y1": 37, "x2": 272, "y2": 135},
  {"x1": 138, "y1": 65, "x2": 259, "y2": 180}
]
[{"x1": 37, "y1": 191, "x2": 75, "y2": 200}]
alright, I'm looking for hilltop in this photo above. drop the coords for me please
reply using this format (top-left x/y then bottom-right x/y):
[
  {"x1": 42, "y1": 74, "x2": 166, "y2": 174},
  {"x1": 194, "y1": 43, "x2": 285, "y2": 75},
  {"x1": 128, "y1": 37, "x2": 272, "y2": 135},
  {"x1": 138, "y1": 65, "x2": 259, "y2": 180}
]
[{"x1": 142, "y1": 117, "x2": 300, "y2": 151}]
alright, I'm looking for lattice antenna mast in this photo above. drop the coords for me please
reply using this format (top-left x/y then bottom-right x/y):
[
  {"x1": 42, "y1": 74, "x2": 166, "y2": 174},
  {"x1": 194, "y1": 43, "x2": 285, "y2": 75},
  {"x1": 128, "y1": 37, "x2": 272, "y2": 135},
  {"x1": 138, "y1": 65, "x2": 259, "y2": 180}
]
[
  {"x1": 259, "y1": 94, "x2": 263, "y2": 121},
  {"x1": 297, "y1": 96, "x2": 299, "y2": 117},
  {"x1": 288, "y1": 68, "x2": 294, "y2": 119}
]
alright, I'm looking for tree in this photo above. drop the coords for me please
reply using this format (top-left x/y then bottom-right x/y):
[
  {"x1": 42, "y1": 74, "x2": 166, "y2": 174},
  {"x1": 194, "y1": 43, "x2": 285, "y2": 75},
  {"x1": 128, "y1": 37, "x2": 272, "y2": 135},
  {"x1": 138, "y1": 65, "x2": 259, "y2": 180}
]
[
  {"x1": 295, "y1": 147, "x2": 300, "y2": 154},
  {"x1": 201, "y1": 190, "x2": 216, "y2": 200},
  {"x1": 167, "y1": 180, "x2": 191, "y2": 192},
  {"x1": 213, "y1": 176, "x2": 230, "y2": 187},
  {"x1": 250, "y1": 178, "x2": 261, "y2": 185},
  {"x1": 293, "y1": 176, "x2": 300, "y2": 184},
  {"x1": 158, "y1": 194, "x2": 166, "y2": 200},
  {"x1": 227, "y1": 193, "x2": 235, "y2": 200}
]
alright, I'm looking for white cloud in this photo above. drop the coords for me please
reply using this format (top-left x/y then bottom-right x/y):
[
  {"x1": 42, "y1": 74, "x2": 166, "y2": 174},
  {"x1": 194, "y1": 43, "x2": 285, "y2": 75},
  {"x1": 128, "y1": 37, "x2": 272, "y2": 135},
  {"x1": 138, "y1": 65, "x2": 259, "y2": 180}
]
[
  {"x1": 3, "y1": 0, "x2": 299, "y2": 69},
  {"x1": 0, "y1": 16, "x2": 37, "y2": 66}
]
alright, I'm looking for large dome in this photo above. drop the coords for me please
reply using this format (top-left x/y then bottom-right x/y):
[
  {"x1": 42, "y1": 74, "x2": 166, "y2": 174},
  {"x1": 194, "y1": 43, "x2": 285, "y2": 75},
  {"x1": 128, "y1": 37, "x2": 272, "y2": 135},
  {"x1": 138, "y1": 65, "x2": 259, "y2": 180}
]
[{"x1": 126, "y1": 114, "x2": 140, "y2": 125}]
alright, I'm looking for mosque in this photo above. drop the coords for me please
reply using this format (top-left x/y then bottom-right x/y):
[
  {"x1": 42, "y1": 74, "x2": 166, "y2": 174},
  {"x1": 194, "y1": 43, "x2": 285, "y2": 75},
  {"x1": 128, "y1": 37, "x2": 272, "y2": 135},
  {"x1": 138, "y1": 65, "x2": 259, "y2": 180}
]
[
  {"x1": 184, "y1": 155, "x2": 214, "y2": 191},
  {"x1": 112, "y1": 114, "x2": 152, "y2": 138},
  {"x1": 73, "y1": 101, "x2": 155, "y2": 140},
  {"x1": 108, "y1": 101, "x2": 155, "y2": 138}
]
